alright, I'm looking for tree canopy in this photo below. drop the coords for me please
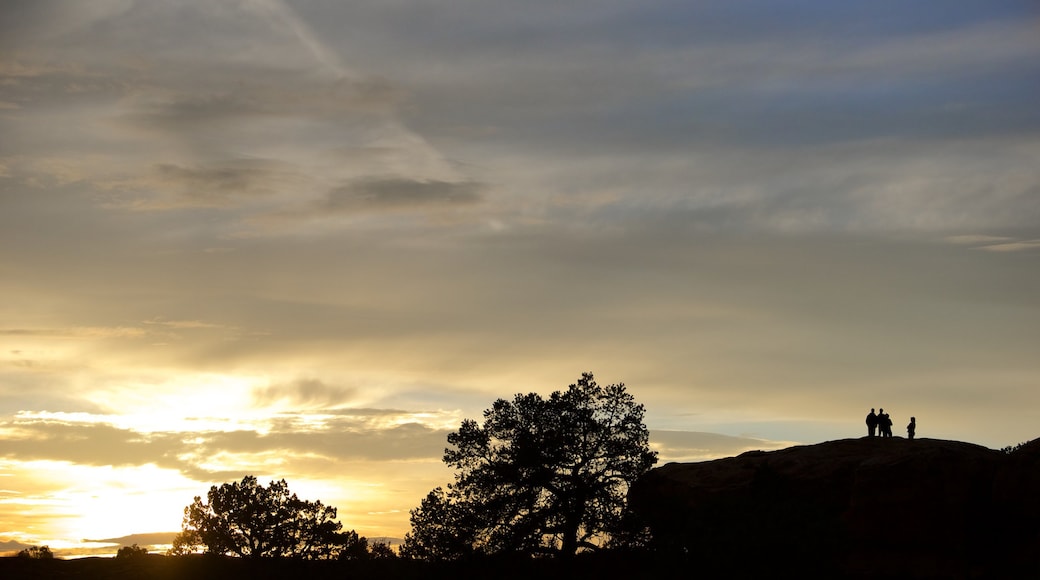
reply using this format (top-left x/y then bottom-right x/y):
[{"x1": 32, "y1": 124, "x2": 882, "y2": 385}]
[
  {"x1": 402, "y1": 373, "x2": 657, "y2": 560},
  {"x1": 115, "y1": 544, "x2": 149, "y2": 559},
  {"x1": 17, "y1": 545, "x2": 54, "y2": 559},
  {"x1": 172, "y1": 475, "x2": 364, "y2": 559}
]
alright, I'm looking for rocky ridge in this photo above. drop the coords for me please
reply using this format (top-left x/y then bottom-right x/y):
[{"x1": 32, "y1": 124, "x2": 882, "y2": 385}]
[{"x1": 629, "y1": 436, "x2": 1040, "y2": 578}]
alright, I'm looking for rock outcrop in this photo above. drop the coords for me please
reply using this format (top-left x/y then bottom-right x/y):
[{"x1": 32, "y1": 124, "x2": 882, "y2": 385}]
[{"x1": 629, "y1": 437, "x2": 1040, "y2": 578}]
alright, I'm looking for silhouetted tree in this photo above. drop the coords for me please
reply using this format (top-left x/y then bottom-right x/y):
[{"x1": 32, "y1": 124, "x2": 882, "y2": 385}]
[
  {"x1": 17, "y1": 545, "x2": 54, "y2": 559},
  {"x1": 403, "y1": 373, "x2": 657, "y2": 560},
  {"x1": 115, "y1": 544, "x2": 149, "y2": 559},
  {"x1": 369, "y1": 541, "x2": 399, "y2": 559},
  {"x1": 335, "y1": 530, "x2": 370, "y2": 561},
  {"x1": 400, "y1": 487, "x2": 481, "y2": 561},
  {"x1": 172, "y1": 475, "x2": 364, "y2": 559}
]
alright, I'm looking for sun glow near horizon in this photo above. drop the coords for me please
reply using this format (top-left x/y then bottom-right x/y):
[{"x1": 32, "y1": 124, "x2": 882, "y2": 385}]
[
  {"x1": 0, "y1": 461, "x2": 195, "y2": 548},
  {"x1": 0, "y1": 369, "x2": 466, "y2": 552}
]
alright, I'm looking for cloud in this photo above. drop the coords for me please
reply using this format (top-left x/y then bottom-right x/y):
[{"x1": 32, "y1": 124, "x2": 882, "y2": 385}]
[
  {"x1": 1, "y1": 0, "x2": 460, "y2": 233},
  {"x1": 150, "y1": 162, "x2": 279, "y2": 205},
  {"x1": 0, "y1": 420, "x2": 185, "y2": 469},
  {"x1": 0, "y1": 0, "x2": 135, "y2": 52},
  {"x1": 976, "y1": 239, "x2": 1040, "y2": 253},
  {"x1": 0, "y1": 326, "x2": 147, "y2": 339},
  {"x1": 0, "y1": 410, "x2": 451, "y2": 481},
  {"x1": 944, "y1": 234, "x2": 1015, "y2": 245},
  {"x1": 944, "y1": 234, "x2": 1040, "y2": 253},
  {"x1": 651, "y1": 430, "x2": 794, "y2": 462},
  {"x1": 0, "y1": 320, "x2": 239, "y2": 349},
  {"x1": 319, "y1": 4, "x2": 1040, "y2": 241},
  {"x1": 199, "y1": 421, "x2": 449, "y2": 463},
  {"x1": 83, "y1": 532, "x2": 177, "y2": 547},
  {"x1": 252, "y1": 378, "x2": 359, "y2": 409},
  {"x1": 142, "y1": 318, "x2": 227, "y2": 330},
  {"x1": 324, "y1": 177, "x2": 485, "y2": 212},
  {"x1": 0, "y1": 539, "x2": 33, "y2": 556},
  {"x1": 120, "y1": 92, "x2": 267, "y2": 130},
  {"x1": 117, "y1": 76, "x2": 405, "y2": 133},
  {"x1": 366, "y1": 4, "x2": 1040, "y2": 152}
]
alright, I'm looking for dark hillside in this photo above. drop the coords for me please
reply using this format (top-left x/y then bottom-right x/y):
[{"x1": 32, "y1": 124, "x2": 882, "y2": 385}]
[{"x1": 629, "y1": 437, "x2": 1040, "y2": 578}]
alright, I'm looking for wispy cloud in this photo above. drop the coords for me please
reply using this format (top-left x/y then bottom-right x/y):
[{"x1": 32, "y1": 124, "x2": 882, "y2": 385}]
[
  {"x1": 143, "y1": 318, "x2": 227, "y2": 330},
  {"x1": 252, "y1": 378, "x2": 359, "y2": 409},
  {"x1": 945, "y1": 235, "x2": 1040, "y2": 252},
  {"x1": 977, "y1": 239, "x2": 1040, "y2": 253},
  {"x1": 0, "y1": 327, "x2": 147, "y2": 339},
  {"x1": 1, "y1": 409, "x2": 450, "y2": 478},
  {"x1": 651, "y1": 430, "x2": 794, "y2": 463},
  {"x1": 324, "y1": 177, "x2": 485, "y2": 212},
  {"x1": 944, "y1": 234, "x2": 1015, "y2": 245}
]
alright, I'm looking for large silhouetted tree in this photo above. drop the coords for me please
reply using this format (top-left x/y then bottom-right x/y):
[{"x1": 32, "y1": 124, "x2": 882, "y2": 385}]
[
  {"x1": 172, "y1": 475, "x2": 363, "y2": 559},
  {"x1": 402, "y1": 373, "x2": 657, "y2": 560}
]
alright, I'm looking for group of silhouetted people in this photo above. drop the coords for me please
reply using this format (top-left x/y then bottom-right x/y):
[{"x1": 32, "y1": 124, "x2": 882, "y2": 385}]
[{"x1": 866, "y1": 408, "x2": 916, "y2": 439}]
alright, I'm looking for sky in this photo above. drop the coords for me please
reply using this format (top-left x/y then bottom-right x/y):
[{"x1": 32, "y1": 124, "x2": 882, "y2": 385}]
[{"x1": 2, "y1": 0, "x2": 1039, "y2": 556}]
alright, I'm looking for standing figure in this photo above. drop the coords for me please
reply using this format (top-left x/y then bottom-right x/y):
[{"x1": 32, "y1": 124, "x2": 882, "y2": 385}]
[
  {"x1": 878, "y1": 408, "x2": 892, "y2": 438},
  {"x1": 866, "y1": 408, "x2": 878, "y2": 437},
  {"x1": 907, "y1": 417, "x2": 916, "y2": 440}
]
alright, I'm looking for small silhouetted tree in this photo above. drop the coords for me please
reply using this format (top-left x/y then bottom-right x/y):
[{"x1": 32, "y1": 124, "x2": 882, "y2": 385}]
[
  {"x1": 1000, "y1": 441, "x2": 1028, "y2": 454},
  {"x1": 400, "y1": 487, "x2": 481, "y2": 561},
  {"x1": 335, "y1": 530, "x2": 370, "y2": 561},
  {"x1": 403, "y1": 373, "x2": 658, "y2": 560},
  {"x1": 115, "y1": 544, "x2": 149, "y2": 559},
  {"x1": 17, "y1": 545, "x2": 54, "y2": 559},
  {"x1": 173, "y1": 475, "x2": 363, "y2": 559},
  {"x1": 369, "y1": 541, "x2": 398, "y2": 559}
]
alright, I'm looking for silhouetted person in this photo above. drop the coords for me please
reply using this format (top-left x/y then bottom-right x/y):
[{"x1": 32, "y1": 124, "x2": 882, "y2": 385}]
[
  {"x1": 878, "y1": 408, "x2": 892, "y2": 438},
  {"x1": 907, "y1": 417, "x2": 916, "y2": 440},
  {"x1": 866, "y1": 408, "x2": 878, "y2": 437}
]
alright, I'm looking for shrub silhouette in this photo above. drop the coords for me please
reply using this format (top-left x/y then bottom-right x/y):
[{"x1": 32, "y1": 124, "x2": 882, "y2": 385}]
[{"x1": 1000, "y1": 441, "x2": 1028, "y2": 454}]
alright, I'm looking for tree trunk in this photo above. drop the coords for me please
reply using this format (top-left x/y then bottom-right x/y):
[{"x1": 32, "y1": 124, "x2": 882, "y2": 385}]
[{"x1": 560, "y1": 496, "x2": 584, "y2": 558}]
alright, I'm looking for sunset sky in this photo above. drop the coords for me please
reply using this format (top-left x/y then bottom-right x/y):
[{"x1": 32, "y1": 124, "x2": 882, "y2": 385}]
[{"x1": 2, "y1": 0, "x2": 1039, "y2": 556}]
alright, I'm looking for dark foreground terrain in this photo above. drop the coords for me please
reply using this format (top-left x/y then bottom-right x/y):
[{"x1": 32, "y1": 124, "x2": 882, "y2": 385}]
[
  {"x1": 5, "y1": 436, "x2": 1036, "y2": 579},
  {"x1": 631, "y1": 436, "x2": 1040, "y2": 578},
  {"x1": 1, "y1": 552, "x2": 684, "y2": 580}
]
